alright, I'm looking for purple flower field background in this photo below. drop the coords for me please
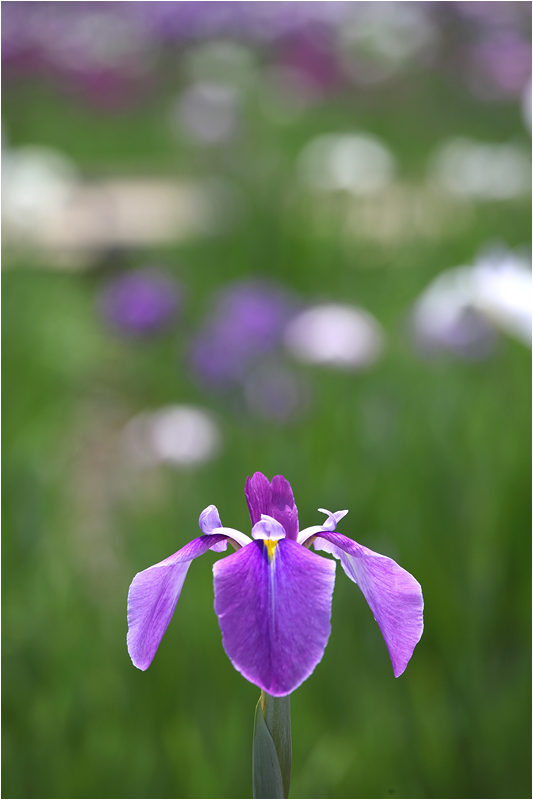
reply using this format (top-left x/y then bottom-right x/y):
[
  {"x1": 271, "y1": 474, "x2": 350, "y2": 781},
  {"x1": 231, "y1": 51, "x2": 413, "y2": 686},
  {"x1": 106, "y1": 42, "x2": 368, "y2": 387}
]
[{"x1": 2, "y1": 2, "x2": 531, "y2": 798}]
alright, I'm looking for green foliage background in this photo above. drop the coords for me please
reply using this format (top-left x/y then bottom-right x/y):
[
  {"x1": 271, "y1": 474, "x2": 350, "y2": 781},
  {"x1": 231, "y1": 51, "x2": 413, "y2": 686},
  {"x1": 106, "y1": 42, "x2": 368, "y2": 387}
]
[{"x1": 2, "y1": 10, "x2": 531, "y2": 799}]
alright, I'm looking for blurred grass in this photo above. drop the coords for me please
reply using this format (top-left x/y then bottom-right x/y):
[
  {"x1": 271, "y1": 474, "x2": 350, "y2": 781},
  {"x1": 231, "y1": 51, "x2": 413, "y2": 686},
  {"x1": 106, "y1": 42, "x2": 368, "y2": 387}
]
[{"x1": 2, "y1": 30, "x2": 532, "y2": 800}]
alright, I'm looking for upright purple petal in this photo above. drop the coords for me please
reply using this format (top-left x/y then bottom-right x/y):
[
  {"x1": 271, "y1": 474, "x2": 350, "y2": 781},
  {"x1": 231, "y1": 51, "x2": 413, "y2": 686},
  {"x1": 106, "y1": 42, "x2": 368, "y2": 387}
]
[
  {"x1": 127, "y1": 533, "x2": 227, "y2": 670},
  {"x1": 245, "y1": 472, "x2": 299, "y2": 540},
  {"x1": 314, "y1": 532, "x2": 423, "y2": 677},
  {"x1": 213, "y1": 537, "x2": 336, "y2": 696},
  {"x1": 245, "y1": 472, "x2": 271, "y2": 525},
  {"x1": 270, "y1": 475, "x2": 299, "y2": 539}
]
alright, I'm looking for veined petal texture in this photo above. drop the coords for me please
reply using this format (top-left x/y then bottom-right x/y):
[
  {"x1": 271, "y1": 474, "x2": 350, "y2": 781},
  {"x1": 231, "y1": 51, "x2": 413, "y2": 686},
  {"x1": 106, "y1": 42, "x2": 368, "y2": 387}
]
[
  {"x1": 213, "y1": 537, "x2": 336, "y2": 696},
  {"x1": 127, "y1": 533, "x2": 228, "y2": 670},
  {"x1": 315, "y1": 532, "x2": 424, "y2": 677},
  {"x1": 245, "y1": 472, "x2": 299, "y2": 540}
]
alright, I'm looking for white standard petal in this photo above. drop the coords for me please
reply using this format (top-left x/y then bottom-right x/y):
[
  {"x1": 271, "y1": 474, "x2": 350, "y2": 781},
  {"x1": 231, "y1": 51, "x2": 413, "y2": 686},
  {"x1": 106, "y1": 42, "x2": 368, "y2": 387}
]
[{"x1": 251, "y1": 515, "x2": 287, "y2": 541}]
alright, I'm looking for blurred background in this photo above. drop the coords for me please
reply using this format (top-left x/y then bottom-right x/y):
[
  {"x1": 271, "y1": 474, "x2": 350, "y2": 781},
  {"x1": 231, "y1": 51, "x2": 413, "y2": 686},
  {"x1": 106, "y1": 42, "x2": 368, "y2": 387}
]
[{"x1": 2, "y1": 2, "x2": 531, "y2": 798}]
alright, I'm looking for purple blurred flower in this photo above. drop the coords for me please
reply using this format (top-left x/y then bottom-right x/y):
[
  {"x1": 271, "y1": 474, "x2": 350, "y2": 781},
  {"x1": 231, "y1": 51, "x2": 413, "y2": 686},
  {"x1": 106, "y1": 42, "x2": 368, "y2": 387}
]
[
  {"x1": 276, "y1": 29, "x2": 342, "y2": 92},
  {"x1": 243, "y1": 361, "x2": 310, "y2": 423},
  {"x1": 2, "y1": 2, "x2": 157, "y2": 109},
  {"x1": 2, "y1": 2, "x2": 350, "y2": 67},
  {"x1": 190, "y1": 280, "x2": 297, "y2": 388},
  {"x1": 468, "y1": 32, "x2": 532, "y2": 97},
  {"x1": 127, "y1": 472, "x2": 424, "y2": 695},
  {"x1": 97, "y1": 267, "x2": 181, "y2": 337},
  {"x1": 453, "y1": 1, "x2": 528, "y2": 30}
]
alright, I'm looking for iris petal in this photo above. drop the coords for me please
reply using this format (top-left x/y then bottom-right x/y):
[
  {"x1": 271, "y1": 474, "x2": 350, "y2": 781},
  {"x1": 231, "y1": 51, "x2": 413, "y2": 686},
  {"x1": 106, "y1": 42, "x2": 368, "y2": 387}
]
[
  {"x1": 252, "y1": 515, "x2": 287, "y2": 540},
  {"x1": 297, "y1": 508, "x2": 349, "y2": 544},
  {"x1": 127, "y1": 533, "x2": 228, "y2": 670},
  {"x1": 213, "y1": 538, "x2": 336, "y2": 696},
  {"x1": 314, "y1": 532, "x2": 424, "y2": 677},
  {"x1": 317, "y1": 508, "x2": 349, "y2": 531},
  {"x1": 199, "y1": 504, "x2": 227, "y2": 551},
  {"x1": 209, "y1": 527, "x2": 254, "y2": 549},
  {"x1": 245, "y1": 472, "x2": 299, "y2": 540},
  {"x1": 198, "y1": 504, "x2": 252, "y2": 550},
  {"x1": 199, "y1": 504, "x2": 223, "y2": 533}
]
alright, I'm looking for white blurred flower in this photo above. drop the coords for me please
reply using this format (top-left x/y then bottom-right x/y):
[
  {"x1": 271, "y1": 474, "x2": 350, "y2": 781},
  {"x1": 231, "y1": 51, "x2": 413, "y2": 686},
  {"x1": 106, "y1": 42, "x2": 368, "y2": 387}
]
[
  {"x1": 411, "y1": 267, "x2": 498, "y2": 358},
  {"x1": 339, "y1": 2, "x2": 437, "y2": 85},
  {"x1": 428, "y1": 137, "x2": 531, "y2": 200},
  {"x1": 472, "y1": 250, "x2": 532, "y2": 344},
  {"x1": 2, "y1": 145, "x2": 79, "y2": 237},
  {"x1": 174, "y1": 82, "x2": 241, "y2": 144},
  {"x1": 121, "y1": 405, "x2": 222, "y2": 468},
  {"x1": 412, "y1": 247, "x2": 532, "y2": 357},
  {"x1": 298, "y1": 133, "x2": 396, "y2": 196},
  {"x1": 284, "y1": 303, "x2": 384, "y2": 369}
]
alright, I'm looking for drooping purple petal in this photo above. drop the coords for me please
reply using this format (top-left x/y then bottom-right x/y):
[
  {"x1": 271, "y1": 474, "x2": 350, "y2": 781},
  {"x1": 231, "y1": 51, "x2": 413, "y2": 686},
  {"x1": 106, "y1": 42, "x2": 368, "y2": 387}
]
[
  {"x1": 213, "y1": 537, "x2": 336, "y2": 696},
  {"x1": 127, "y1": 533, "x2": 228, "y2": 670},
  {"x1": 245, "y1": 472, "x2": 299, "y2": 540},
  {"x1": 313, "y1": 532, "x2": 423, "y2": 677}
]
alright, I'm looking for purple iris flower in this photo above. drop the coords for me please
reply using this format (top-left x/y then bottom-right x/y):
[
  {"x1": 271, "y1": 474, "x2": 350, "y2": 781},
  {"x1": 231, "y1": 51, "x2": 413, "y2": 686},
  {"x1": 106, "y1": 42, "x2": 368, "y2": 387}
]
[
  {"x1": 97, "y1": 267, "x2": 181, "y2": 337},
  {"x1": 127, "y1": 473, "x2": 424, "y2": 696},
  {"x1": 189, "y1": 281, "x2": 297, "y2": 388}
]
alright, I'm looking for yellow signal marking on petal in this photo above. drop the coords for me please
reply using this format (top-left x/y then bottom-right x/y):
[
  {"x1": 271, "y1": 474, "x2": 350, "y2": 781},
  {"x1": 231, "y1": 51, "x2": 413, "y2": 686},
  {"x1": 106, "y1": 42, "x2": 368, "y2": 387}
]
[{"x1": 265, "y1": 539, "x2": 278, "y2": 563}]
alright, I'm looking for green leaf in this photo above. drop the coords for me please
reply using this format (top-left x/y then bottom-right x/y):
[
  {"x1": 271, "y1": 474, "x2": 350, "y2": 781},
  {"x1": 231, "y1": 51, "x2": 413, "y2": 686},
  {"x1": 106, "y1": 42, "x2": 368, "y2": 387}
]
[{"x1": 252, "y1": 693, "x2": 292, "y2": 799}]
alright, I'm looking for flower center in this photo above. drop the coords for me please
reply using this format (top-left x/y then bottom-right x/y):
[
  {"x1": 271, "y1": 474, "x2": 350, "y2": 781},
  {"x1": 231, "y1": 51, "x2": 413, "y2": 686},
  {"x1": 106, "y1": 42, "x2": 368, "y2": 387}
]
[{"x1": 265, "y1": 539, "x2": 278, "y2": 563}]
